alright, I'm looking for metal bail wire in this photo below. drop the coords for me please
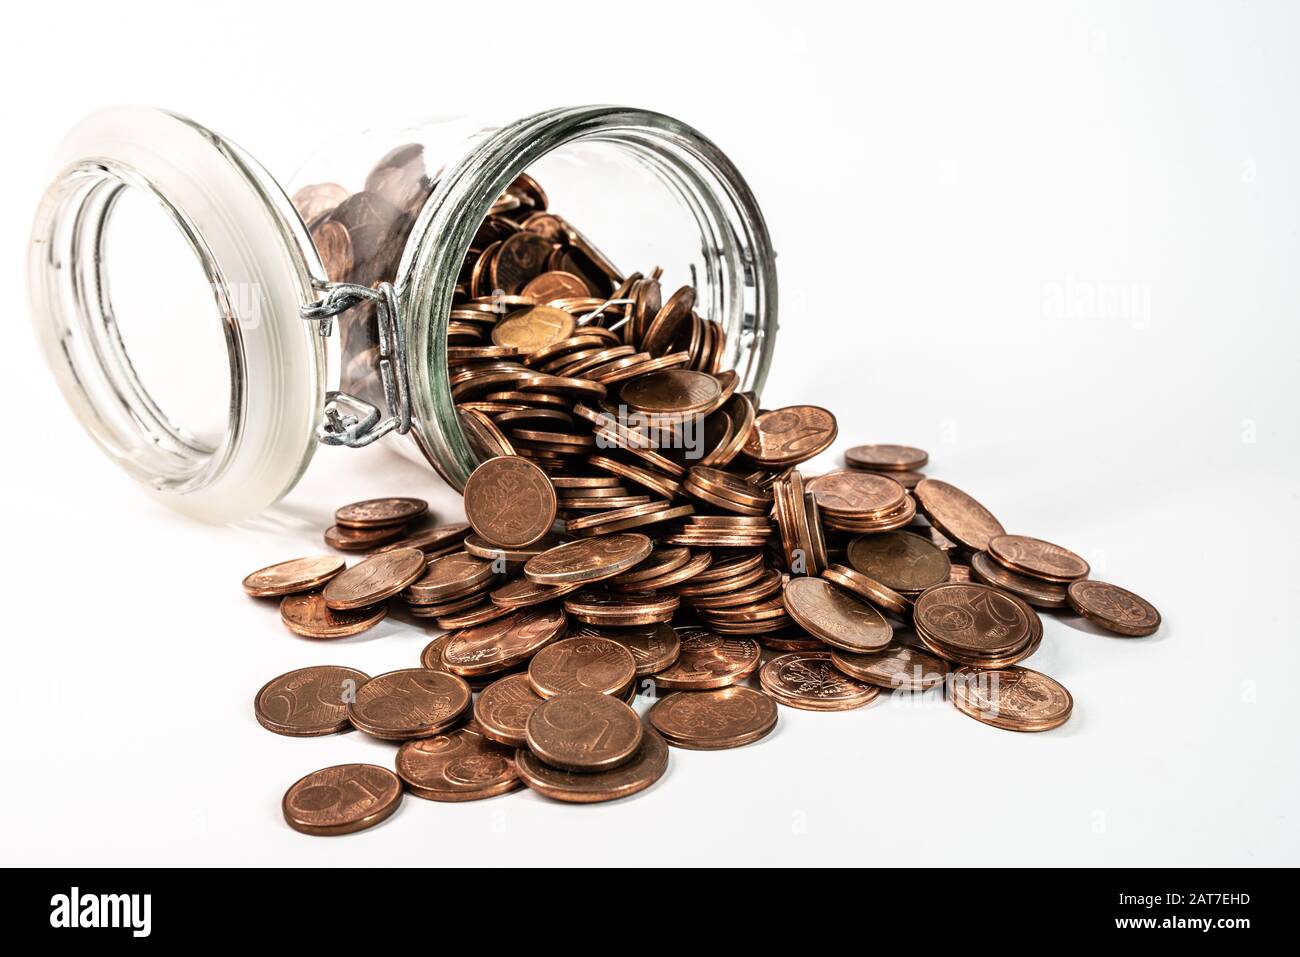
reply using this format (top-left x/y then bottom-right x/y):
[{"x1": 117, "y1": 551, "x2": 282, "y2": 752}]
[{"x1": 301, "y1": 281, "x2": 411, "y2": 448}]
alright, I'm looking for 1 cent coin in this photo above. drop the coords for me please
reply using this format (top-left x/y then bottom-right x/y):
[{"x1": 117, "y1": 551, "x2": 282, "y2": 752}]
[
  {"x1": 759, "y1": 652, "x2": 880, "y2": 711},
  {"x1": 463, "y1": 455, "x2": 558, "y2": 548},
  {"x1": 491, "y1": 305, "x2": 577, "y2": 352},
  {"x1": 473, "y1": 672, "x2": 546, "y2": 747},
  {"x1": 282, "y1": 764, "x2": 402, "y2": 836},
  {"x1": 648, "y1": 686, "x2": 778, "y2": 750},
  {"x1": 347, "y1": 669, "x2": 472, "y2": 740},
  {"x1": 254, "y1": 665, "x2": 369, "y2": 736},
  {"x1": 243, "y1": 556, "x2": 345, "y2": 597},
  {"x1": 527, "y1": 635, "x2": 637, "y2": 698},
  {"x1": 280, "y1": 592, "x2": 387, "y2": 639},
  {"x1": 395, "y1": 725, "x2": 521, "y2": 802},
  {"x1": 781, "y1": 576, "x2": 893, "y2": 653},
  {"x1": 514, "y1": 726, "x2": 669, "y2": 803},
  {"x1": 914, "y1": 479, "x2": 1006, "y2": 552},
  {"x1": 524, "y1": 533, "x2": 654, "y2": 585},
  {"x1": 525, "y1": 692, "x2": 643, "y2": 771},
  {"x1": 950, "y1": 666, "x2": 1073, "y2": 732},
  {"x1": 322, "y1": 548, "x2": 426, "y2": 610},
  {"x1": 1066, "y1": 580, "x2": 1161, "y2": 636}
]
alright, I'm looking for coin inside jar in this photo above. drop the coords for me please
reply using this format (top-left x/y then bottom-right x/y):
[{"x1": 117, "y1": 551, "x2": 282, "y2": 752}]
[
  {"x1": 526, "y1": 635, "x2": 637, "y2": 698},
  {"x1": 648, "y1": 686, "x2": 778, "y2": 750},
  {"x1": 347, "y1": 669, "x2": 472, "y2": 740},
  {"x1": 282, "y1": 764, "x2": 402, "y2": 836},
  {"x1": 254, "y1": 665, "x2": 370, "y2": 736},
  {"x1": 395, "y1": 725, "x2": 521, "y2": 802},
  {"x1": 525, "y1": 691, "x2": 643, "y2": 772},
  {"x1": 243, "y1": 555, "x2": 345, "y2": 597}
]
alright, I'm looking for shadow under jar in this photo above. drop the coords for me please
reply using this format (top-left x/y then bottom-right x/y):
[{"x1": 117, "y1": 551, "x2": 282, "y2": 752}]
[{"x1": 28, "y1": 106, "x2": 778, "y2": 521}]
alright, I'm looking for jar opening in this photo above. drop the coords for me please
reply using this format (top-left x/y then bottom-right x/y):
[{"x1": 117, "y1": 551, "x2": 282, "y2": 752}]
[
  {"x1": 401, "y1": 107, "x2": 778, "y2": 491},
  {"x1": 31, "y1": 162, "x2": 241, "y2": 492}
]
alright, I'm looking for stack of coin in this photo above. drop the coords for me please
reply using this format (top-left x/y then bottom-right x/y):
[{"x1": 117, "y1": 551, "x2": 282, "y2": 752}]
[
  {"x1": 247, "y1": 163, "x2": 1167, "y2": 835},
  {"x1": 912, "y1": 582, "x2": 1043, "y2": 668},
  {"x1": 323, "y1": 497, "x2": 429, "y2": 551}
]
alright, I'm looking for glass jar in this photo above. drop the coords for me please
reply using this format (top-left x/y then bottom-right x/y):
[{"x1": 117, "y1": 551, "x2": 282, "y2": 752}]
[{"x1": 28, "y1": 105, "x2": 778, "y2": 521}]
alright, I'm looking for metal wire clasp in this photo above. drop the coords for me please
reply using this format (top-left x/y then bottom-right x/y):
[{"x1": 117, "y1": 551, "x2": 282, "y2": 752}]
[{"x1": 301, "y1": 281, "x2": 411, "y2": 448}]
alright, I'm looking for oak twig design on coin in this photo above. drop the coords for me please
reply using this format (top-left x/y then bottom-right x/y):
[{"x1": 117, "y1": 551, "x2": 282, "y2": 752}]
[{"x1": 463, "y1": 455, "x2": 558, "y2": 548}]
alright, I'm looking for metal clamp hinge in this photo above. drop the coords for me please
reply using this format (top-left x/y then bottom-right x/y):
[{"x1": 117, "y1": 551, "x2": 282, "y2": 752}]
[{"x1": 301, "y1": 281, "x2": 411, "y2": 448}]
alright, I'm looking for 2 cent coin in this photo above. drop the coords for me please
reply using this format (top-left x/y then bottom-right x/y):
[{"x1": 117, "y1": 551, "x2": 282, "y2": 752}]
[
  {"x1": 254, "y1": 665, "x2": 369, "y2": 736},
  {"x1": 322, "y1": 548, "x2": 426, "y2": 610},
  {"x1": 347, "y1": 669, "x2": 471, "y2": 740}
]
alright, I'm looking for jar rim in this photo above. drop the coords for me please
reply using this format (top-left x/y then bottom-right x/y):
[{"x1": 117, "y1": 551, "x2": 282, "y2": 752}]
[
  {"x1": 28, "y1": 106, "x2": 328, "y2": 521},
  {"x1": 397, "y1": 105, "x2": 779, "y2": 491}
]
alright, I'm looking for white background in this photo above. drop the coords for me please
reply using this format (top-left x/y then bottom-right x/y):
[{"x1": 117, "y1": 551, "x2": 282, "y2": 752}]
[{"x1": 2, "y1": 0, "x2": 1297, "y2": 866}]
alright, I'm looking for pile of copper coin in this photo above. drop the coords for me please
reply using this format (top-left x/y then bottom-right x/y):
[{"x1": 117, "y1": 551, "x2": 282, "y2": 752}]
[{"x1": 249, "y1": 171, "x2": 1163, "y2": 836}]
